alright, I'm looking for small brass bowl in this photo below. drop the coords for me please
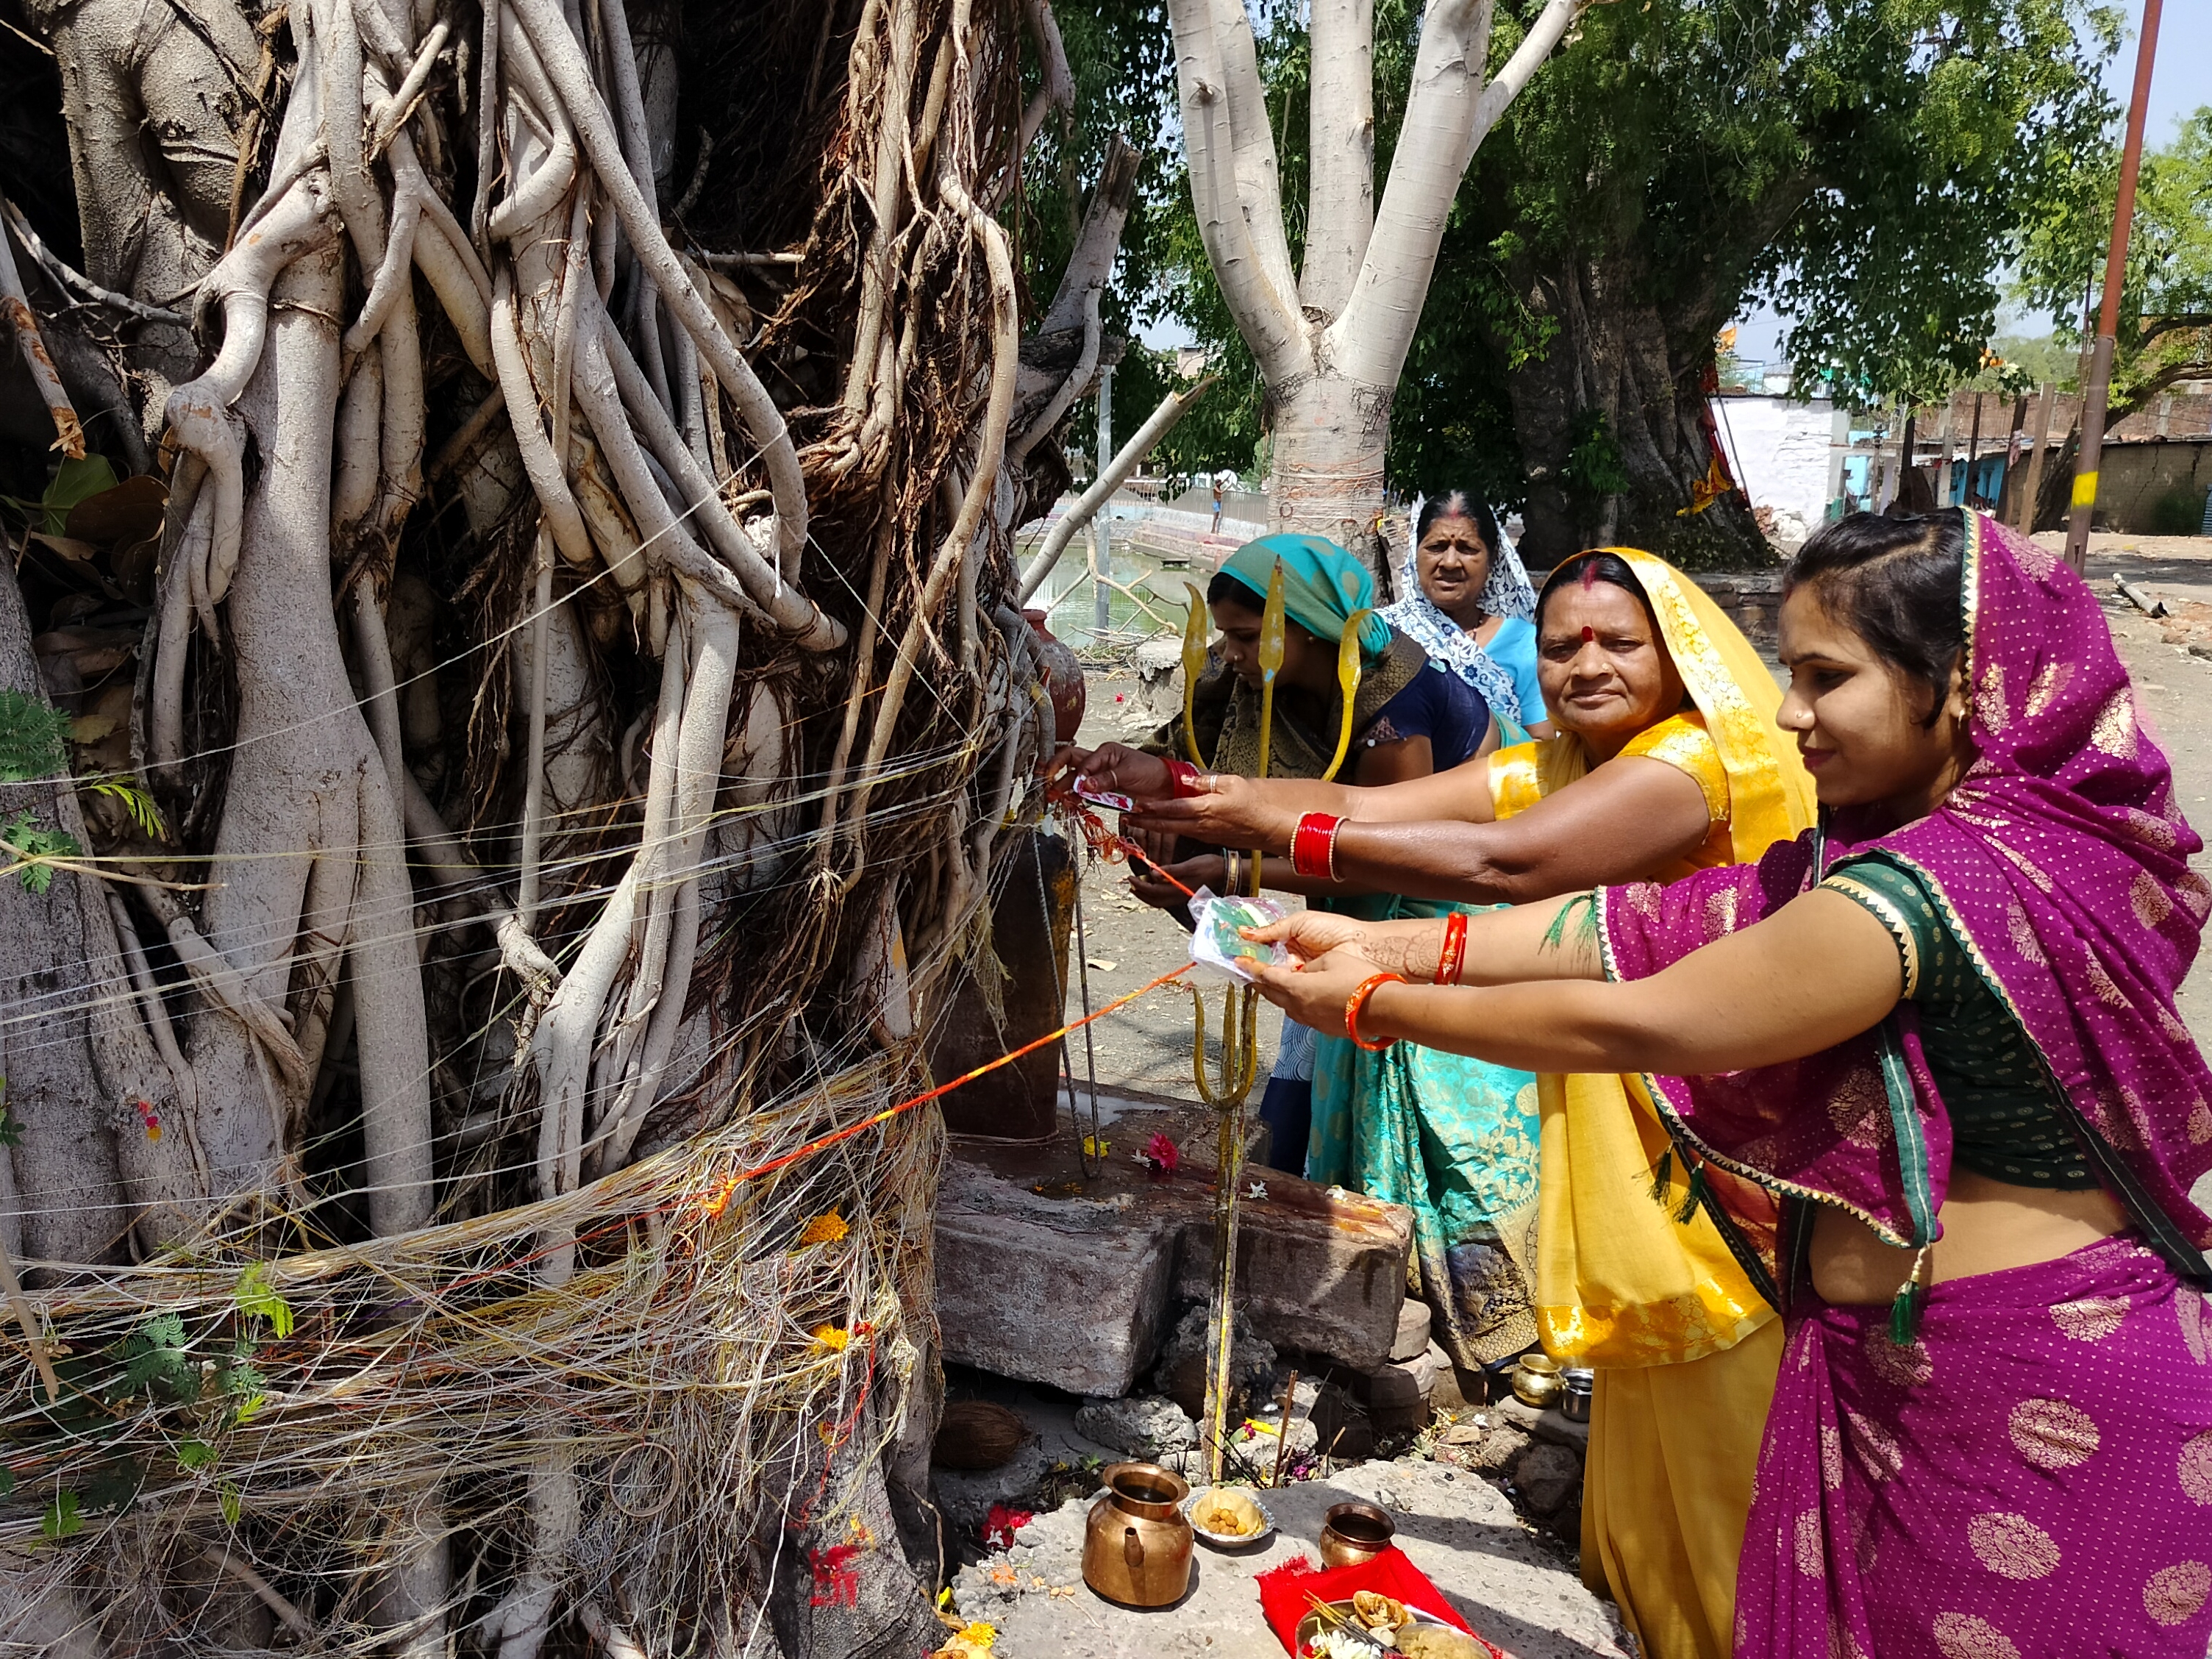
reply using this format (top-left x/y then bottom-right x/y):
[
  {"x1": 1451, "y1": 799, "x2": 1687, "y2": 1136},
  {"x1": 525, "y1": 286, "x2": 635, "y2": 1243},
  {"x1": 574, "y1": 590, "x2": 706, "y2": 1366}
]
[
  {"x1": 1510, "y1": 1351, "x2": 1563, "y2": 1410},
  {"x1": 1318, "y1": 1500, "x2": 1395, "y2": 1569}
]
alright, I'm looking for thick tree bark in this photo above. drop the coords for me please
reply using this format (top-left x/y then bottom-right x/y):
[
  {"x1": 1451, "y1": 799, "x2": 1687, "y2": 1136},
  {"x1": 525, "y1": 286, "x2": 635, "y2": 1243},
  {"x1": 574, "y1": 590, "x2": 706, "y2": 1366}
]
[
  {"x1": 1500, "y1": 243, "x2": 1766, "y2": 568},
  {"x1": 1491, "y1": 166, "x2": 1810, "y2": 570},
  {"x1": 0, "y1": 563, "x2": 176, "y2": 1266},
  {"x1": 1, "y1": 0, "x2": 1117, "y2": 1646}
]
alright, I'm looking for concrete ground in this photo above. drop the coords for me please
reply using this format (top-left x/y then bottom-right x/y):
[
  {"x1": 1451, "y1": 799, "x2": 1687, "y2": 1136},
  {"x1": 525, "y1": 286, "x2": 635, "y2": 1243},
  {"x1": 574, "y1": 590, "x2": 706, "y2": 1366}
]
[{"x1": 949, "y1": 1455, "x2": 1628, "y2": 1659}]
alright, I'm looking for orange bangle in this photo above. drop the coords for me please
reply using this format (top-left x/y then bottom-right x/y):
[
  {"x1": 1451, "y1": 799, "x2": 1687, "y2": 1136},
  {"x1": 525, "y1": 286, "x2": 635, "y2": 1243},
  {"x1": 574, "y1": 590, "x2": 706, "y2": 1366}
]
[
  {"x1": 1346, "y1": 971, "x2": 1406, "y2": 1052},
  {"x1": 1435, "y1": 910, "x2": 1469, "y2": 986}
]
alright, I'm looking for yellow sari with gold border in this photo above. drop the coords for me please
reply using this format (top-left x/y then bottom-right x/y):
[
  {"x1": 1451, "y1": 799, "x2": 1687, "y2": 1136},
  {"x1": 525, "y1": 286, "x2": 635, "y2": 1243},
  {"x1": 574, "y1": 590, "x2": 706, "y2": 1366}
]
[{"x1": 1488, "y1": 549, "x2": 1815, "y2": 1659}]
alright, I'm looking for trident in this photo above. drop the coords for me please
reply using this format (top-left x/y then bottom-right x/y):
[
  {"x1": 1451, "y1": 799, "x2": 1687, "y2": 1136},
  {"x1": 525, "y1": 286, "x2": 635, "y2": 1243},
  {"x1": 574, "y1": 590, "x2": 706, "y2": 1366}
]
[{"x1": 1178, "y1": 564, "x2": 1369, "y2": 1484}]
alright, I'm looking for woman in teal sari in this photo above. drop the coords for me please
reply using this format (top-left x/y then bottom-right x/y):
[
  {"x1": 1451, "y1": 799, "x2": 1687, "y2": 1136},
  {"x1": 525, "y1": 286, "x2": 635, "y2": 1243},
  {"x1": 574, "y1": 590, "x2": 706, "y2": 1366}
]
[
  {"x1": 1308, "y1": 993, "x2": 1543, "y2": 1368},
  {"x1": 1080, "y1": 534, "x2": 1538, "y2": 1368}
]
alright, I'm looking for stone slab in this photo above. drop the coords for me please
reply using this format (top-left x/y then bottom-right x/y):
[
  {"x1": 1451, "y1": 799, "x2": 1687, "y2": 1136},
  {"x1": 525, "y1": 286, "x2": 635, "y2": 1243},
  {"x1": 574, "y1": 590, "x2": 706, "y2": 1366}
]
[
  {"x1": 949, "y1": 1456, "x2": 1629, "y2": 1659},
  {"x1": 937, "y1": 1105, "x2": 1415, "y2": 1385},
  {"x1": 1390, "y1": 1296, "x2": 1433, "y2": 1362},
  {"x1": 1164, "y1": 1180, "x2": 1413, "y2": 1371},
  {"x1": 1491, "y1": 1394, "x2": 1591, "y2": 1452},
  {"x1": 935, "y1": 1163, "x2": 1176, "y2": 1397}
]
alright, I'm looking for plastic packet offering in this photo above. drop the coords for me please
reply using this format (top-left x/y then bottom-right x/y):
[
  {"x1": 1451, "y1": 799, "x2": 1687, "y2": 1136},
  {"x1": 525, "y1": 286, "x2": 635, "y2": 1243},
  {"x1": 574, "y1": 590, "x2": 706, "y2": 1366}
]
[
  {"x1": 1072, "y1": 776, "x2": 1135, "y2": 813},
  {"x1": 1186, "y1": 886, "x2": 1290, "y2": 985}
]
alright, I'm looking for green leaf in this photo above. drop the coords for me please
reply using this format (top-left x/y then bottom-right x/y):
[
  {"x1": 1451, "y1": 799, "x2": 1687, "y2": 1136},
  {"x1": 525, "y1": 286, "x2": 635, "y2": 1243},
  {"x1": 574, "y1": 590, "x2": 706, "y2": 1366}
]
[
  {"x1": 117, "y1": 1312, "x2": 196, "y2": 1401},
  {"x1": 218, "y1": 1483, "x2": 243, "y2": 1528},
  {"x1": 0, "y1": 691, "x2": 71, "y2": 783},
  {"x1": 221, "y1": 1355, "x2": 268, "y2": 1424},
  {"x1": 175, "y1": 1440, "x2": 218, "y2": 1471},
  {"x1": 0, "y1": 1466, "x2": 15, "y2": 1497},
  {"x1": 2, "y1": 810, "x2": 81, "y2": 894},
  {"x1": 221, "y1": 1356, "x2": 265, "y2": 1398},
  {"x1": 40, "y1": 1491, "x2": 82, "y2": 1540},
  {"x1": 40, "y1": 454, "x2": 118, "y2": 538},
  {"x1": 234, "y1": 1264, "x2": 294, "y2": 1338},
  {"x1": 86, "y1": 778, "x2": 165, "y2": 841},
  {"x1": 0, "y1": 1106, "x2": 20, "y2": 1150}
]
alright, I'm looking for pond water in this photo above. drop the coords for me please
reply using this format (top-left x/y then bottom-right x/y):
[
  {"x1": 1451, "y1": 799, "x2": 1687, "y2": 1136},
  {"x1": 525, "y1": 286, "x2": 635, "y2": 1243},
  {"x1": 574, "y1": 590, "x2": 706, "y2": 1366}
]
[{"x1": 1021, "y1": 525, "x2": 1201, "y2": 652}]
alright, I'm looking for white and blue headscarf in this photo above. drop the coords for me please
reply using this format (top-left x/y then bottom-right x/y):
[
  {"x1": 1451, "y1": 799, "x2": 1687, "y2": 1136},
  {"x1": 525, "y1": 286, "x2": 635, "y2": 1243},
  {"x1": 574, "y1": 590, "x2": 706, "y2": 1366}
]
[{"x1": 1380, "y1": 495, "x2": 1537, "y2": 724}]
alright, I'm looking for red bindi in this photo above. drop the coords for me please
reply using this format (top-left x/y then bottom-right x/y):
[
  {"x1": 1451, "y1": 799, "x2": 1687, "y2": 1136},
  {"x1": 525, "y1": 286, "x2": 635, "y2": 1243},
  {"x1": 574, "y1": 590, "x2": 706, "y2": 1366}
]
[{"x1": 1581, "y1": 625, "x2": 1596, "y2": 643}]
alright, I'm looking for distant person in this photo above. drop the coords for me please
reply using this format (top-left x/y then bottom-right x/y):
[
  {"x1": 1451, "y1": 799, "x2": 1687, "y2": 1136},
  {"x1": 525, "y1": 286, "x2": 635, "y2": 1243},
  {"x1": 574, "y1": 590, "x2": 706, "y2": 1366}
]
[
  {"x1": 1210, "y1": 468, "x2": 1237, "y2": 533},
  {"x1": 1382, "y1": 489, "x2": 1553, "y2": 741}
]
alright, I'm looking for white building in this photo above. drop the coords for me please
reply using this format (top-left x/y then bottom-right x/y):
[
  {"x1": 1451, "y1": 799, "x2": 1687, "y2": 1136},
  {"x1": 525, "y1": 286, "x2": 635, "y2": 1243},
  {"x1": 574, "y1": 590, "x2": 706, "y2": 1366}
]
[{"x1": 1710, "y1": 393, "x2": 1843, "y2": 533}]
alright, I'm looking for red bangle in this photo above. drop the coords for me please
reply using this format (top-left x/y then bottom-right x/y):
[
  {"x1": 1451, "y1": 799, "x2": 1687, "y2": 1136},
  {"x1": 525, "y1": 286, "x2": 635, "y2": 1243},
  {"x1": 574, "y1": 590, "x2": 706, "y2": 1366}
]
[
  {"x1": 1291, "y1": 812, "x2": 1343, "y2": 880},
  {"x1": 1436, "y1": 910, "x2": 1469, "y2": 987},
  {"x1": 1163, "y1": 759, "x2": 1206, "y2": 799},
  {"x1": 1346, "y1": 972, "x2": 1406, "y2": 1051}
]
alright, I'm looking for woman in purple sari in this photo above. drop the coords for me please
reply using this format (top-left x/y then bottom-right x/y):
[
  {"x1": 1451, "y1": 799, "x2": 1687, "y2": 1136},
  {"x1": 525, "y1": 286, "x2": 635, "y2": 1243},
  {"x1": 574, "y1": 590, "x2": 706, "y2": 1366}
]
[{"x1": 1241, "y1": 507, "x2": 2212, "y2": 1658}]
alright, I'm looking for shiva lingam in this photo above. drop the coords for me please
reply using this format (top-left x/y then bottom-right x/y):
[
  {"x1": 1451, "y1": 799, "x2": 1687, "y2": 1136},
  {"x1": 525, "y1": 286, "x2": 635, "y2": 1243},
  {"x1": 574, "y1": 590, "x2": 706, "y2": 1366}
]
[{"x1": 1177, "y1": 567, "x2": 1371, "y2": 1486}]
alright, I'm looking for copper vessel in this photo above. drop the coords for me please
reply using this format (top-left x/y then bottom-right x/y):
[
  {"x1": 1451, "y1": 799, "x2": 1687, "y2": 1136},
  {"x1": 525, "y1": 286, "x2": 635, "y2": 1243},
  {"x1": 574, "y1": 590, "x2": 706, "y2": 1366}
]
[
  {"x1": 1318, "y1": 1500, "x2": 1396, "y2": 1569},
  {"x1": 1082, "y1": 1462, "x2": 1194, "y2": 1608}
]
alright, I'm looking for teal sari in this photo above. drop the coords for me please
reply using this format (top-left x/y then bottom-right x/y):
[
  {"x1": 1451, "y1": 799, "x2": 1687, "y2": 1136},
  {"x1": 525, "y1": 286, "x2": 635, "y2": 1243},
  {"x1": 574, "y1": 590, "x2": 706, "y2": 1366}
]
[{"x1": 1307, "y1": 895, "x2": 1542, "y2": 1370}]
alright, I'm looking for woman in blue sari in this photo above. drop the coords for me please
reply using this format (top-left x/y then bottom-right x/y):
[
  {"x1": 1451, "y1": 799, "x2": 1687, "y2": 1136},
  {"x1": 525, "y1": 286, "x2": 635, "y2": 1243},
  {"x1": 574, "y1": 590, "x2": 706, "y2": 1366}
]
[{"x1": 1382, "y1": 490, "x2": 1553, "y2": 744}]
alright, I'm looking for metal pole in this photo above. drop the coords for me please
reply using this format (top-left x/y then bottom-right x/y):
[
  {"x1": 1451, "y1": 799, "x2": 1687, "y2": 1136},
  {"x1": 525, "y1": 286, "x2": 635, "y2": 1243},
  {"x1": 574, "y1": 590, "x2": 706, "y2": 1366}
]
[
  {"x1": 1934, "y1": 398, "x2": 1955, "y2": 509},
  {"x1": 2064, "y1": 0, "x2": 2163, "y2": 575},
  {"x1": 1826, "y1": 404, "x2": 1849, "y2": 517},
  {"x1": 1093, "y1": 363, "x2": 1115, "y2": 634}
]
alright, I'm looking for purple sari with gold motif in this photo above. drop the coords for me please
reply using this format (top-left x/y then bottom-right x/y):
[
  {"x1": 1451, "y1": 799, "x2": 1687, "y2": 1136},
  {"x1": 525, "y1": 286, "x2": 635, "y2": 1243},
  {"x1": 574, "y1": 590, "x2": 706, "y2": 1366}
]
[{"x1": 1596, "y1": 513, "x2": 2212, "y2": 1657}]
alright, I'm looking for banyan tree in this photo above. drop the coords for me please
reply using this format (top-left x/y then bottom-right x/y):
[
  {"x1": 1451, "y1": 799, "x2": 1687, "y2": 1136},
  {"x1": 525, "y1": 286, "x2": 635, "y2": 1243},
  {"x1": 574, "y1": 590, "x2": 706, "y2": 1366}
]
[{"x1": 0, "y1": 0, "x2": 1127, "y2": 1650}]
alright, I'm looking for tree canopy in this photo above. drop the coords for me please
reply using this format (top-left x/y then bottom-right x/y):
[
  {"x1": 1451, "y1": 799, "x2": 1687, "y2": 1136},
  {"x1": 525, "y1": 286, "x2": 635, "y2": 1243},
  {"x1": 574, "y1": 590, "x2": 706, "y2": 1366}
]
[
  {"x1": 1048, "y1": 0, "x2": 2126, "y2": 532},
  {"x1": 2014, "y1": 101, "x2": 2212, "y2": 417}
]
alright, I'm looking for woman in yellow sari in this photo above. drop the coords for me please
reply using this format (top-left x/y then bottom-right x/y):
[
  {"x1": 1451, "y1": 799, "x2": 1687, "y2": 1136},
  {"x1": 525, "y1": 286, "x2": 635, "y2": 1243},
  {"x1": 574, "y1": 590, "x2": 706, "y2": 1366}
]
[{"x1": 1083, "y1": 548, "x2": 1813, "y2": 1659}]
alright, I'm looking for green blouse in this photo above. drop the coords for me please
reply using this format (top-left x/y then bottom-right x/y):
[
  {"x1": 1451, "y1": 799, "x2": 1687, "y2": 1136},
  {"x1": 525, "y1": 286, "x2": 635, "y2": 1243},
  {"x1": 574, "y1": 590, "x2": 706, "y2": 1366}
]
[{"x1": 1822, "y1": 853, "x2": 2095, "y2": 1191}]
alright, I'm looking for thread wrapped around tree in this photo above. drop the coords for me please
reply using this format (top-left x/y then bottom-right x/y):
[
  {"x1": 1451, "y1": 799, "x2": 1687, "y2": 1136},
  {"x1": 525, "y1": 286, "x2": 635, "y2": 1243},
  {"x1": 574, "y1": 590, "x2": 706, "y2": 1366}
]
[{"x1": 0, "y1": 0, "x2": 1131, "y2": 1649}]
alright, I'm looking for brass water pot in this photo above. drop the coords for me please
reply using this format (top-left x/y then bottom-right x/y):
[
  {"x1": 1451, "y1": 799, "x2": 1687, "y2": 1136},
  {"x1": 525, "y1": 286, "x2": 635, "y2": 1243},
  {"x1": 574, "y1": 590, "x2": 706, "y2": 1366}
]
[
  {"x1": 1082, "y1": 1462, "x2": 1194, "y2": 1608},
  {"x1": 1511, "y1": 1351, "x2": 1563, "y2": 1409},
  {"x1": 1319, "y1": 1500, "x2": 1396, "y2": 1569}
]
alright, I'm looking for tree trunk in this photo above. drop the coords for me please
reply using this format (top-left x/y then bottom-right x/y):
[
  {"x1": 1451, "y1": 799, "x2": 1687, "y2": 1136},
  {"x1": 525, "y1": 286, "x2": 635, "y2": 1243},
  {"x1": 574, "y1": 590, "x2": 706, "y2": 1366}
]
[
  {"x1": 1164, "y1": 0, "x2": 1584, "y2": 575},
  {"x1": 0, "y1": 562, "x2": 174, "y2": 1266},
  {"x1": 1501, "y1": 241, "x2": 1769, "y2": 570},
  {"x1": 1, "y1": 0, "x2": 1118, "y2": 1643},
  {"x1": 1267, "y1": 364, "x2": 1391, "y2": 557}
]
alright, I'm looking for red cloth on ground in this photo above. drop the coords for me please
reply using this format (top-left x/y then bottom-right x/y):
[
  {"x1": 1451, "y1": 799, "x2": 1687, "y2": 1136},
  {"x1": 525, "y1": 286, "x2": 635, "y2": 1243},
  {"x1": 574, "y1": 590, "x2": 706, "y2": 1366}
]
[{"x1": 1254, "y1": 1547, "x2": 1502, "y2": 1657}]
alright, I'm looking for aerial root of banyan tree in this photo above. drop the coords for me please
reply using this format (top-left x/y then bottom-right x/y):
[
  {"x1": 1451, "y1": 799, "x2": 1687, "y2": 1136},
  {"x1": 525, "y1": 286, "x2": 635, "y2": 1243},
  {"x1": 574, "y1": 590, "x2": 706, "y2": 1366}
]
[{"x1": 0, "y1": 0, "x2": 1123, "y2": 1649}]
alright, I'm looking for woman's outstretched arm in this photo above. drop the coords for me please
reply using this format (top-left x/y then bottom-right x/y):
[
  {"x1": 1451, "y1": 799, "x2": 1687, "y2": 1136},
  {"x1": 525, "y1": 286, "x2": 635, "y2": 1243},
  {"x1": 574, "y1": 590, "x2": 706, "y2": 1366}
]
[
  {"x1": 1320, "y1": 756, "x2": 1711, "y2": 904},
  {"x1": 1244, "y1": 896, "x2": 1613, "y2": 986},
  {"x1": 1248, "y1": 890, "x2": 1905, "y2": 1077},
  {"x1": 1088, "y1": 743, "x2": 1712, "y2": 906},
  {"x1": 1071, "y1": 743, "x2": 1500, "y2": 850}
]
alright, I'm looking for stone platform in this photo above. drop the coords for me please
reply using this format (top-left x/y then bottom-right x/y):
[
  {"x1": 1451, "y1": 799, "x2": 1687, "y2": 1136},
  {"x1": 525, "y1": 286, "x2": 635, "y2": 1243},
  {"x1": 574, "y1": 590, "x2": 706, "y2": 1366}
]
[{"x1": 935, "y1": 1094, "x2": 1414, "y2": 1397}]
